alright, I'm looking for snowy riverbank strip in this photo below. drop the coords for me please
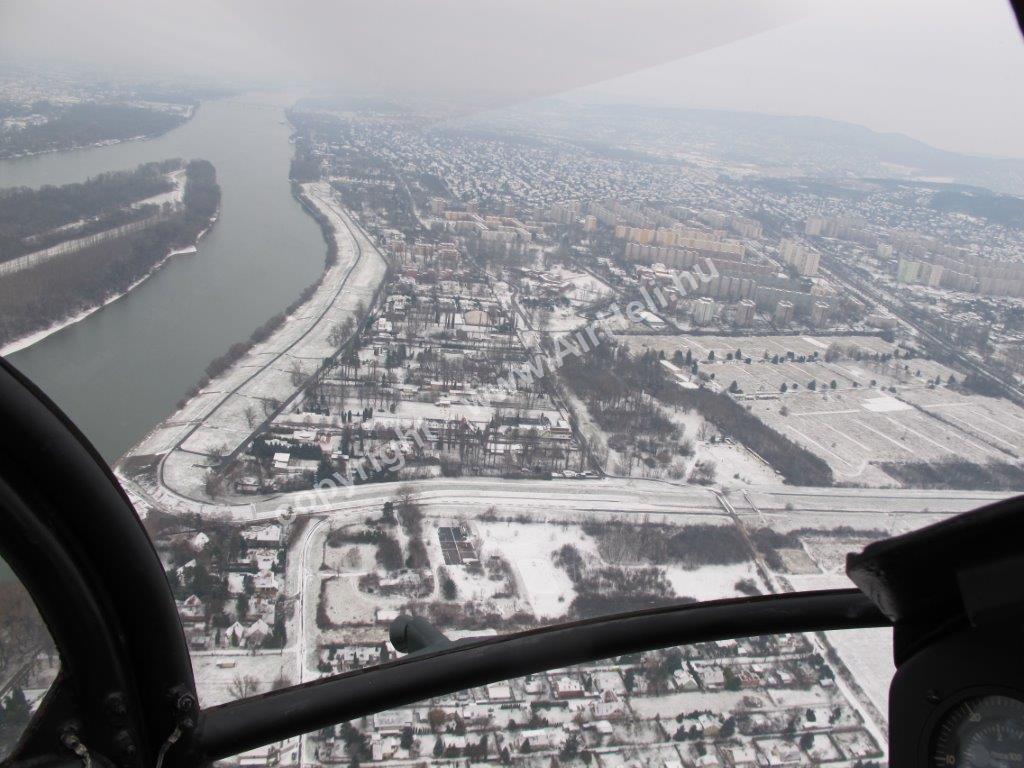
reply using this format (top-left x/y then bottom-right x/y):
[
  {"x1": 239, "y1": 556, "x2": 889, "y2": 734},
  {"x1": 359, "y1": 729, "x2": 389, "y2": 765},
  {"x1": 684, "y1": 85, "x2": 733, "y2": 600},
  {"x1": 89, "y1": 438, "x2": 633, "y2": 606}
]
[{"x1": 121, "y1": 183, "x2": 389, "y2": 502}]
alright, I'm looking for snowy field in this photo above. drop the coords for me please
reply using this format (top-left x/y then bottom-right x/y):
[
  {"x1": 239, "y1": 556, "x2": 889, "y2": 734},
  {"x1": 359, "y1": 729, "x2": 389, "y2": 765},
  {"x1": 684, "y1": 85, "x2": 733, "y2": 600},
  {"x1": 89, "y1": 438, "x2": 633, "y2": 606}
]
[
  {"x1": 549, "y1": 265, "x2": 615, "y2": 308},
  {"x1": 475, "y1": 520, "x2": 601, "y2": 619},
  {"x1": 748, "y1": 385, "x2": 1024, "y2": 485},
  {"x1": 666, "y1": 406, "x2": 781, "y2": 488},
  {"x1": 788, "y1": 573, "x2": 894, "y2": 719},
  {"x1": 322, "y1": 576, "x2": 379, "y2": 626},
  {"x1": 192, "y1": 650, "x2": 294, "y2": 707},
  {"x1": 664, "y1": 561, "x2": 764, "y2": 601}
]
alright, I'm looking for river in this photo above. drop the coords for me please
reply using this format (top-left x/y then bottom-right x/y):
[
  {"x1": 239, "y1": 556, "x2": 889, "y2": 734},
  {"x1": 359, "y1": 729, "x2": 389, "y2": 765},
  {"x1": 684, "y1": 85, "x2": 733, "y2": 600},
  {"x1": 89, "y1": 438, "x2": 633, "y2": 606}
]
[{"x1": 0, "y1": 94, "x2": 326, "y2": 462}]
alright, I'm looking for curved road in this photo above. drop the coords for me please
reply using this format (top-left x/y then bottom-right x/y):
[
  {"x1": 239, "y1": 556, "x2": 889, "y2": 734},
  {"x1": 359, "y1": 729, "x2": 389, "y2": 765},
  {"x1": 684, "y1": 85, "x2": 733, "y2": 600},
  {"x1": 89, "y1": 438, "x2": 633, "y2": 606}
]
[{"x1": 155, "y1": 187, "x2": 371, "y2": 492}]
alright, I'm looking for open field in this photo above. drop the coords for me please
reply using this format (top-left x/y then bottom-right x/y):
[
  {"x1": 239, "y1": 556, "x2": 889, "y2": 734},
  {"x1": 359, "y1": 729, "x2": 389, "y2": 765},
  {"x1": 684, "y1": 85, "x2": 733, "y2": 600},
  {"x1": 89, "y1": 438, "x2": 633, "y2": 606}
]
[
  {"x1": 749, "y1": 386, "x2": 1024, "y2": 485},
  {"x1": 609, "y1": 333, "x2": 1024, "y2": 487},
  {"x1": 191, "y1": 650, "x2": 293, "y2": 707}
]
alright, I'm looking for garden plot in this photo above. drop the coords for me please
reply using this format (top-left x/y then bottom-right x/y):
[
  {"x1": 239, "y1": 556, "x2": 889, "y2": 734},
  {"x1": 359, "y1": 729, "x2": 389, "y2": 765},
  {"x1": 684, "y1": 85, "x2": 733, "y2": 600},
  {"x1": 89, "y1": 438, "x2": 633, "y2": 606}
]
[
  {"x1": 441, "y1": 563, "x2": 515, "y2": 606},
  {"x1": 323, "y1": 542, "x2": 376, "y2": 572},
  {"x1": 899, "y1": 387, "x2": 1024, "y2": 459},
  {"x1": 746, "y1": 384, "x2": 1024, "y2": 485},
  {"x1": 426, "y1": 520, "x2": 528, "y2": 612},
  {"x1": 835, "y1": 730, "x2": 886, "y2": 760},
  {"x1": 321, "y1": 576, "x2": 380, "y2": 626}
]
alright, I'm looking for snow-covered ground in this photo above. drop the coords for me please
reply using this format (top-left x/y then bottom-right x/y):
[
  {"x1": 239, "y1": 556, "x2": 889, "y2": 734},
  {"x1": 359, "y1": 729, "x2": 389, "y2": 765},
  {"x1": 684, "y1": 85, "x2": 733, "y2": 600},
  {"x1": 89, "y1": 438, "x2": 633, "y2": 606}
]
[
  {"x1": 475, "y1": 520, "x2": 601, "y2": 619},
  {"x1": 788, "y1": 573, "x2": 894, "y2": 724},
  {"x1": 191, "y1": 649, "x2": 294, "y2": 707},
  {"x1": 664, "y1": 561, "x2": 764, "y2": 602},
  {"x1": 666, "y1": 406, "x2": 782, "y2": 488}
]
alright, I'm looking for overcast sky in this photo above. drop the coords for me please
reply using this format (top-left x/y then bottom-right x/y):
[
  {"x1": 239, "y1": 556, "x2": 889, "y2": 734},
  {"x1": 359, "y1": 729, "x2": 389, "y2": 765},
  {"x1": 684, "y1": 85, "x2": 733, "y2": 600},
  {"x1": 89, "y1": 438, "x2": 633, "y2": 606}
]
[{"x1": 2, "y1": 0, "x2": 1022, "y2": 158}]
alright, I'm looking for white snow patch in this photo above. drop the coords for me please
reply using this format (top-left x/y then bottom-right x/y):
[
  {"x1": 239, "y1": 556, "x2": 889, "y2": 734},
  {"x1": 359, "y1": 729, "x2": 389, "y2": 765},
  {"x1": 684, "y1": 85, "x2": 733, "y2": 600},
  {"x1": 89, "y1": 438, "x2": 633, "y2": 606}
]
[
  {"x1": 664, "y1": 562, "x2": 763, "y2": 602},
  {"x1": 476, "y1": 521, "x2": 599, "y2": 619},
  {"x1": 861, "y1": 395, "x2": 911, "y2": 413}
]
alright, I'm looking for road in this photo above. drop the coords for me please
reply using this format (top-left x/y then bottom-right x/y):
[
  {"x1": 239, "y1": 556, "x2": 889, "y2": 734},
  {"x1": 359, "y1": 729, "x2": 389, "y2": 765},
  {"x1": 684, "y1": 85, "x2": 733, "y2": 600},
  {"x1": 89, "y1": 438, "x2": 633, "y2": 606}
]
[
  {"x1": 119, "y1": 183, "x2": 388, "y2": 502},
  {"x1": 269, "y1": 475, "x2": 989, "y2": 764},
  {"x1": 126, "y1": 469, "x2": 1015, "y2": 530}
]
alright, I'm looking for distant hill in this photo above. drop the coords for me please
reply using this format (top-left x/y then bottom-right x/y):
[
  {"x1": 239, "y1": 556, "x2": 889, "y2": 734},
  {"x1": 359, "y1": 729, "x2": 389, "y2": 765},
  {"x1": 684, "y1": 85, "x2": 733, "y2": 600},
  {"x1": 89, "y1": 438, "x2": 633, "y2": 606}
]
[{"x1": 589, "y1": 104, "x2": 1024, "y2": 198}]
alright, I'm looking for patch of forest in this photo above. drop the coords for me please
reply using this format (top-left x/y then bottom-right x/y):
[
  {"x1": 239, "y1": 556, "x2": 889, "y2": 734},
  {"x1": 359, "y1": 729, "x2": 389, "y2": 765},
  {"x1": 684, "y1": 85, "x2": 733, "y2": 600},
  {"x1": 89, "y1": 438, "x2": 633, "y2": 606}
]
[
  {"x1": 0, "y1": 160, "x2": 219, "y2": 348},
  {"x1": 0, "y1": 159, "x2": 182, "y2": 260},
  {"x1": 582, "y1": 521, "x2": 751, "y2": 568},
  {"x1": 559, "y1": 341, "x2": 685, "y2": 474},
  {"x1": 0, "y1": 103, "x2": 188, "y2": 160},
  {"x1": 930, "y1": 189, "x2": 1024, "y2": 228},
  {"x1": 554, "y1": 542, "x2": 687, "y2": 617},
  {"x1": 879, "y1": 459, "x2": 1024, "y2": 491},
  {"x1": 559, "y1": 339, "x2": 834, "y2": 486},
  {"x1": 659, "y1": 384, "x2": 835, "y2": 486}
]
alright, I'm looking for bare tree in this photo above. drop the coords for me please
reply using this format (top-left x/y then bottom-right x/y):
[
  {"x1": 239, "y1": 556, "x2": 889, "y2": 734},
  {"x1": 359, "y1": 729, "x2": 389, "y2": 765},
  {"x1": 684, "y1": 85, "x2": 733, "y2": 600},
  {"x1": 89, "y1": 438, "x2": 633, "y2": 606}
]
[
  {"x1": 270, "y1": 672, "x2": 292, "y2": 691},
  {"x1": 328, "y1": 319, "x2": 353, "y2": 348},
  {"x1": 243, "y1": 405, "x2": 258, "y2": 429},
  {"x1": 688, "y1": 460, "x2": 717, "y2": 485},
  {"x1": 204, "y1": 472, "x2": 224, "y2": 498},
  {"x1": 228, "y1": 674, "x2": 261, "y2": 700},
  {"x1": 344, "y1": 547, "x2": 362, "y2": 569},
  {"x1": 289, "y1": 360, "x2": 305, "y2": 387}
]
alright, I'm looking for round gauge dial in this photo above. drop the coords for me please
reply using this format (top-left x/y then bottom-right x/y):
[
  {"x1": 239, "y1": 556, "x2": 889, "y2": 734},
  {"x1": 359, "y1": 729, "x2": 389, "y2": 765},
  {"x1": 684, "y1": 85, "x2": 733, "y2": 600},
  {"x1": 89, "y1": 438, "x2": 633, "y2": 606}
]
[{"x1": 932, "y1": 695, "x2": 1024, "y2": 768}]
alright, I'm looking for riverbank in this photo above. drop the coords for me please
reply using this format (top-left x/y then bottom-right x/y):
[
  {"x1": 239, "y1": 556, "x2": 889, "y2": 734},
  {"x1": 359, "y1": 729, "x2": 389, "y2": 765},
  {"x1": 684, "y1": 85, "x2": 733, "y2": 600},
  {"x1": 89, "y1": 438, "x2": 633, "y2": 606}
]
[
  {"x1": 0, "y1": 161, "x2": 221, "y2": 355},
  {"x1": 0, "y1": 218, "x2": 215, "y2": 357},
  {"x1": 119, "y1": 183, "x2": 388, "y2": 503},
  {"x1": 0, "y1": 103, "x2": 196, "y2": 163},
  {"x1": 4, "y1": 94, "x2": 327, "y2": 463}
]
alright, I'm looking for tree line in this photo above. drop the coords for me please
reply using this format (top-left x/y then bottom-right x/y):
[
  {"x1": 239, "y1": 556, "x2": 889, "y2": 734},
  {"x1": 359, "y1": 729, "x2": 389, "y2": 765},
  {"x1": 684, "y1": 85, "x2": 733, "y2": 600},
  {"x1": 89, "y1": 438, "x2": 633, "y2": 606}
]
[
  {"x1": 0, "y1": 160, "x2": 220, "y2": 348},
  {"x1": 0, "y1": 159, "x2": 182, "y2": 261},
  {"x1": 658, "y1": 384, "x2": 835, "y2": 486},
  {"x1": 0, "y1": 103, "x2": 187, "y2": 160}
]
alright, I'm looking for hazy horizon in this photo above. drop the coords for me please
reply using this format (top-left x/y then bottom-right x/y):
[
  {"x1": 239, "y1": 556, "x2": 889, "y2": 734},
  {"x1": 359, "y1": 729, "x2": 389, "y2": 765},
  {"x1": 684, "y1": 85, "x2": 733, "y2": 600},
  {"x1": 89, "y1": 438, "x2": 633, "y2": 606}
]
[{"x1": 1, "y1": 0, "x2": 1023, "y2": 159}]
